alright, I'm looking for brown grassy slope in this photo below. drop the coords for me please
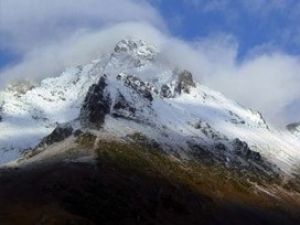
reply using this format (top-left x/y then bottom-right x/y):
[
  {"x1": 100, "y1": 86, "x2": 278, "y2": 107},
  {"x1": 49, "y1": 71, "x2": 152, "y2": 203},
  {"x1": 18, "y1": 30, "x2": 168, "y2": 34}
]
[{"x1": 0, "y1": 139, "x2": 300, "y2": 225}]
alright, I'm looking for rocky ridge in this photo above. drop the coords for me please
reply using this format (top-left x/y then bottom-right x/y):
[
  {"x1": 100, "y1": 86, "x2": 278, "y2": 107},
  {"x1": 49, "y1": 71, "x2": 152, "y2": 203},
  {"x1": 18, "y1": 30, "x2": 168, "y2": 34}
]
[{"x1": 0, "y1": 38, "x2": 300, "y2": 176}]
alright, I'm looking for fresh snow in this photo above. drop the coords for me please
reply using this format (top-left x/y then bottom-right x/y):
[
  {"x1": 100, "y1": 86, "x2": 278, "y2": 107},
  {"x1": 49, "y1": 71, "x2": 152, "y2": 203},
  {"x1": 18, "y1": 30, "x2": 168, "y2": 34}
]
[{"x1": 1, "y1": 38, "x2": 300, "y2": 174}]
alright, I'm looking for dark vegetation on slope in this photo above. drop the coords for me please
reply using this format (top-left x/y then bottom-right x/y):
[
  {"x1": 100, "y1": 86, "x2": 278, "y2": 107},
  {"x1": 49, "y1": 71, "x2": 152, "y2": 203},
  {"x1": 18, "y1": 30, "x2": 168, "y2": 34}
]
[{"x1": 0, "y1": 137, "x2": 300, "y2": 225}]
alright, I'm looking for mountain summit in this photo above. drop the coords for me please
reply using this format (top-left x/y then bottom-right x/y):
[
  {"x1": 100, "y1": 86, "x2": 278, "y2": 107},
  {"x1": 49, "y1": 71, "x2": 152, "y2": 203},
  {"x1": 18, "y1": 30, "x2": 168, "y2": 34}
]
[
  {"x1": 1, "y1": 38, "x2": 300, "y2": 225},
  {"x1": 1, "y1": 38, "x2": 300, "y2": 173}
]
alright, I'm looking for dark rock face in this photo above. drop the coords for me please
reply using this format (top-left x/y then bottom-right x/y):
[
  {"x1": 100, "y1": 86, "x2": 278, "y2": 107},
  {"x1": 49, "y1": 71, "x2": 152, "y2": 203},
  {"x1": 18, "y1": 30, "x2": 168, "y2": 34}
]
[
  {"x1": 287, "y1": 122, "x2": 300, "y2": 133},
  {"x1": 257, "y1": 111, "x2": 270, "y2": 129},
  {"x1": 124, "y1": 75, "x2": 153, "y2": 101},
  {"x1": 39, "y1": 124, "x2": 73, "y2": 147},
  {"x1": 80, "y1": 76, "x2": 111, "y2": 129},
  {"x1": 193, "y1": 120, "x2": 227, "y2": 141},
  {"x1": 160, "y1": 84, "x2": 172, "y2": 98},
  {"x1": 175, "y1": 70, "x2": 196, "y2": 94},
  {"x1": 113, "y1": 93, "x2": 134, "y2": 112},
  {"x1": 228, "y1": 111, "x2": 246, "y2": 125},
  {"x1": 112, "y1": 93, "x2": 136, "y2": 118},
  {"x1": 74, "y1": 129, "x2": 83, "y2": 137},
  {"x1": 214, "y1": 142, "x2": 227, "y2": 151},
  {"x1": 0, "y1": 105, "x2": 3, "y2": 122},
  {"x1": 232, "y1": 138, "x2": 261, "y2": 162},
  {"x1": 189, "y1": 139, "x2": 280, "y2": 184},
  {"x1": 188, "y1": 142, "x2": 217, "y2": 164}
]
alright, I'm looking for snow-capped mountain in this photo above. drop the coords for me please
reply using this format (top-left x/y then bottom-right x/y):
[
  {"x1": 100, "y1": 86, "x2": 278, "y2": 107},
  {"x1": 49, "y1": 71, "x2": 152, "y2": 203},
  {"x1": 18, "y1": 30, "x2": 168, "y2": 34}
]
[{"x1": 1, "y1": 38, "x2": 300, "y2": 175}]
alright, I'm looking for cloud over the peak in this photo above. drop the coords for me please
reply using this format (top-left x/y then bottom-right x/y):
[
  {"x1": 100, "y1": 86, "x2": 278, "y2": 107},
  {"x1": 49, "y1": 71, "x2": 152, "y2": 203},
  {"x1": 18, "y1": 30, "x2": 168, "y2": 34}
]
[
  {"x1": 0, "y1": 0, "x2": 165, "y2": 51},
  {"x1": 0, "y1": 0, "x2": 166, "y2": 86},
  {"x1": 0, "y1": 22, "x2": 165, "y2": 85},
  {"x1": 1, "y1": 0, "x2": 300, "y2": 126}
]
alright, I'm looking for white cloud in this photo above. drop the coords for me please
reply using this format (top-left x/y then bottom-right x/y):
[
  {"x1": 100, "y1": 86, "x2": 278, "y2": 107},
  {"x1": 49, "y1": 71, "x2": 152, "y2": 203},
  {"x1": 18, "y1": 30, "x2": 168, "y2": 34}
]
[
  {"x1": 204, "y1": 51, "x2": 300, "y2": 125},
  {"x1": 0, "y1": 0, "x2": 165, "y2": 51},
  {"x1": 0, "y1": 22, "x2": 165, "y2": 85},
  {"x1": 152, "y1": 33, "x2": 300, "y2": 125},
  {"x1": 1, "y1": 0, "x2": 300, "y2": 126}
]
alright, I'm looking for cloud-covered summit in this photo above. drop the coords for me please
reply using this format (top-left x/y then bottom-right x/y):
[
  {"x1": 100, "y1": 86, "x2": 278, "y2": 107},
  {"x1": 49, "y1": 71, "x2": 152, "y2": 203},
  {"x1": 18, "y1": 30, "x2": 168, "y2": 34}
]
[{"x1": 1, "y1": 0, "x2": 300, "y2": 126}]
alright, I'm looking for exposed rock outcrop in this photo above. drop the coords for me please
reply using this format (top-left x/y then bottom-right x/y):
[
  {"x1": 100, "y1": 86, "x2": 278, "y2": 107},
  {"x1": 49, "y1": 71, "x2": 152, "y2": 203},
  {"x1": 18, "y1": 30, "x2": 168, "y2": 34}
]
[
  {"x1": 160, "y1": 84, "x2": 172, "y2": 98},
  {"x1": 112, "y1": 93, "x2": 136, "y2": 118},
  {"x1": 189, "y1": 138, "x2": 278, "y2": 179},
  {"x1": 232, "y1": 138, "x2": 261, "y2": 162},
  {"x1": 123, "y1": 75, "x2": 153, "y2": 101},
  {"x1": 114, "y1": 39, "x2": 156, "y2": 61},
  {"x1": 80, "y1": 76, "x2": 111, "y2": 129},
  {"x1": 175, "y1": 70, "x2": 196, "y2": 94},
  {"x1": 0, "y1": 104, "x2": 3, "y2": 122},
  {"x1": 6, "y1": 81, "x2": 35, "y2": 97},
  {"x1": 39, "y1": 124, "x2": 73, "y2": 147},
  {"x1": 193, "y1": 120, "x2": 227, "y2": 141},
  {"x1": 287, "y1": 122, "x2": 300, "y2": 133}
]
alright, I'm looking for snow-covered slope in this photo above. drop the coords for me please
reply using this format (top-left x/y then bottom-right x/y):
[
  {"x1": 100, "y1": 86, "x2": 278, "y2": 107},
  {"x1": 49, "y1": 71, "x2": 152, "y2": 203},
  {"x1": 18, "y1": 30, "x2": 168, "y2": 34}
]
[
  {"x1": 1, "y1": 38, "x2": 300, "y2": 174},
  {"x1": 0, "y1": 61, "x2": 102, "y2": 163}
]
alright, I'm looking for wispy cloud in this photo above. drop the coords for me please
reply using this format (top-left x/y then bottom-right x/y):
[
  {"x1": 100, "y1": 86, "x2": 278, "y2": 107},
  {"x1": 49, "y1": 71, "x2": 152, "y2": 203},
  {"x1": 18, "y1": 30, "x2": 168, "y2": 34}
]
[
  {"x1": 1, "y1": 0, "x2": 300, "y2": 125},
  {"x1": 182, "y1": 0, "x2": 300, "y2": 49},
  {"x1": 155, "y1": 33, "x2": 300, "y2": 125},
  {"x1": 0, "y1": 22, "x2": 165, "y2": 85},
  {"x1": 0, "y1": 0, "x2": 165, "y2": 51}
]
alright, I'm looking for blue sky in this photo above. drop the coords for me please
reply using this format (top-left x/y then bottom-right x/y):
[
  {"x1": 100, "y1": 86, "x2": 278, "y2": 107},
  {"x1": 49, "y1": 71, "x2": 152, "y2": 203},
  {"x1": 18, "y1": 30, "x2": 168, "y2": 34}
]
[
  {"x1": 0, "y1": 0, "x2": 300, "y2": 124},
  {"x1": 151, "y1": 0, "x2": 300, "y2": 58},
  {"x1": 0, "y1": 49, "x2": 20, "y2": 70},
  {"x1": 1, "y1": 0, "x2": 300, "y2": 68}
]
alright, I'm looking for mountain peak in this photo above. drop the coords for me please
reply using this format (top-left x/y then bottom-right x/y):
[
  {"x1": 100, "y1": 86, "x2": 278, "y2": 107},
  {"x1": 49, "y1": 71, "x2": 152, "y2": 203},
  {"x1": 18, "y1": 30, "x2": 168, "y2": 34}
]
[
  {"x1": 112, "y1": 38, "x2": 157, "y2": 65},
  {"x1": 5, "y1": 80, "x2": 36, "y2": 96},
  {"x1": 114, "y1": 38, "x2": 157, "y2": 56},
  {"x1": 1, "y1": 37, "x2": 300, "y2": 176}
]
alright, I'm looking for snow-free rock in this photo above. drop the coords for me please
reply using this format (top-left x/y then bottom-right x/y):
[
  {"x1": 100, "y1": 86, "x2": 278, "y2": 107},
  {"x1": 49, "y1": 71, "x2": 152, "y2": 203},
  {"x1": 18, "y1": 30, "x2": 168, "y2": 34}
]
[
  {"x1": 123, "y1": 75, "x2": 153, "y2": 101},
  {"x1": 80, "y1": 76, "x2": 111, "y2": 129},
  {"x1": 39, "y1": 124, "x2": 73, "y2": 147},
  {"x1": 1, "y1": 38, "x2": 300, "y2": 175},
  {"x1": 232, "y1": 138, "x2": 261, "y2": 162},
  {"x1": 175, "y1": 70, "x2": 196, "y2": 94},
  {"x1": 160, "y1": 84, "x2": 172, "y2": 98},
  {"x1": 112, "y1": 92, "x2": 136, "y2": 119}
]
